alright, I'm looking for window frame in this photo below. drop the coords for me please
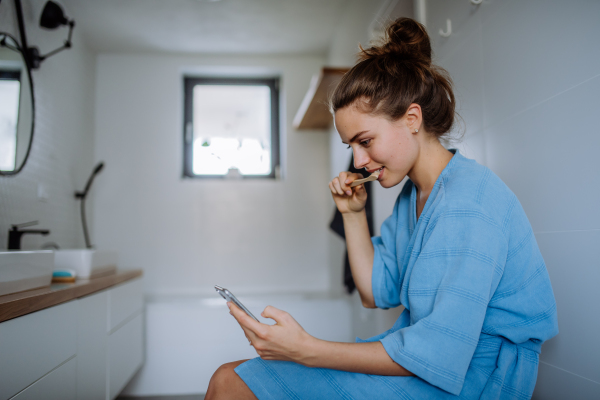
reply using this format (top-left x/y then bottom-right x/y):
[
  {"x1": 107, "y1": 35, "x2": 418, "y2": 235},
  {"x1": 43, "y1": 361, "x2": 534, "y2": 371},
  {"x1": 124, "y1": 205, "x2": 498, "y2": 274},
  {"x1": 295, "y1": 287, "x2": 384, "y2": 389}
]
[{"x1": 183, "y1": 76, "x2": 280, "y2": 179}]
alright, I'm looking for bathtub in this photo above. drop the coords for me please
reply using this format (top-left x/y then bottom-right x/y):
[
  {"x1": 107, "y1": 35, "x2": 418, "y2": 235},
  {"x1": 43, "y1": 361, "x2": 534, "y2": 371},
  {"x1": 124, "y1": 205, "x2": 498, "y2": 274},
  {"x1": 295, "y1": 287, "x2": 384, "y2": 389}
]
[{"x1": 122, "y1": 293, "x2": 354, "y2": 396}]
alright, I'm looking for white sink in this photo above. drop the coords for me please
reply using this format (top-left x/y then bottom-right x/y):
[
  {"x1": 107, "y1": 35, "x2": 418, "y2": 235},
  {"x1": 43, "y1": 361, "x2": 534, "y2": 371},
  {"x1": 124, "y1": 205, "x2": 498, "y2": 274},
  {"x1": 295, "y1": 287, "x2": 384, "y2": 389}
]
[
  {"x1": 53, "y1": 249, "x2": 117, "y2": 279},
  {"x1": 0, "y1": 251, "x2": 54, "y2": 296}
]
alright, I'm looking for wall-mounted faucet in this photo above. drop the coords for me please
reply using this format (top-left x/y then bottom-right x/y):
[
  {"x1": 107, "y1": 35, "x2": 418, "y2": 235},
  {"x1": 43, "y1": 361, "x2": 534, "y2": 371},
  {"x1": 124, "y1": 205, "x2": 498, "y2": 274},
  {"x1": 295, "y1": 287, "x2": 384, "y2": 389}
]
[{"x1": 8, "y1": 221, "x2": 50, "y2": 250}]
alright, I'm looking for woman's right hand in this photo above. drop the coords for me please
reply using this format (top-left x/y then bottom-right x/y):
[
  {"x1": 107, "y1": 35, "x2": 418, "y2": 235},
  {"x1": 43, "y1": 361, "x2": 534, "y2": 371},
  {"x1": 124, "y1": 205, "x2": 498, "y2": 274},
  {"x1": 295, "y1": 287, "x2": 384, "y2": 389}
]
[{"x1": 329, "y1": 172, "x2": 368, "y2": 214}]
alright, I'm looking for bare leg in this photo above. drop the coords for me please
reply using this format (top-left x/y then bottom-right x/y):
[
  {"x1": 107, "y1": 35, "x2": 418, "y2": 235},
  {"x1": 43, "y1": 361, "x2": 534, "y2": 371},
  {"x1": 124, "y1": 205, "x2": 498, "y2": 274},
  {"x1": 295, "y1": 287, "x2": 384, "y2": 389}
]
[{"x1": 205, "y1": 360, "x2": 258, "y2": 400}]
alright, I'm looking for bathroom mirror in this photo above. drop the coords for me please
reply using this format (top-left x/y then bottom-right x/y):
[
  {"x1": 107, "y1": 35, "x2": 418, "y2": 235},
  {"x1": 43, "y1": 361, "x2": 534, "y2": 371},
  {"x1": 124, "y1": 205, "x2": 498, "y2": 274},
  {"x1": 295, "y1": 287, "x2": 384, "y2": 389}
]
[{"x1": 0, "y1": 33, "x2": 34, "y2": 175}]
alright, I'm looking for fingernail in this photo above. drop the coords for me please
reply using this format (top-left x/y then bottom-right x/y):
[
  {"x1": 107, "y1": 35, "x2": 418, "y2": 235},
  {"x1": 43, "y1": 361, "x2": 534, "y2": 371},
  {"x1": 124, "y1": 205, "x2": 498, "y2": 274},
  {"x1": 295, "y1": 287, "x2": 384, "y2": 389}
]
[
  {"x1": 345, "y1": 179, "x2": 350, "y2": 184},
  {"x1": 346, "y1": 190, "x2": 352, "y2": 195}
]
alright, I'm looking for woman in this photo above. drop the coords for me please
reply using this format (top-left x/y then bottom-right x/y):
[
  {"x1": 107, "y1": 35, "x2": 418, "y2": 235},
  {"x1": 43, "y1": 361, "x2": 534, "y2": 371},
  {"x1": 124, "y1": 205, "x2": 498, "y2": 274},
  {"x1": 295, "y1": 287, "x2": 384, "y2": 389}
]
[{"x1": 206, "y1": 18, "x2": 558, "y2": 400}]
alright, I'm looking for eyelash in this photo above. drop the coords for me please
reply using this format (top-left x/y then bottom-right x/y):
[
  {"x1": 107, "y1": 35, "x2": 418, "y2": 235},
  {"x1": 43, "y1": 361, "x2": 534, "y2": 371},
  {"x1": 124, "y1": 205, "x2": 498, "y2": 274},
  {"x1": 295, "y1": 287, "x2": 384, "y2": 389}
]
[{"x1": 347, "y1": 139, "x2": 371, "y2": 149}]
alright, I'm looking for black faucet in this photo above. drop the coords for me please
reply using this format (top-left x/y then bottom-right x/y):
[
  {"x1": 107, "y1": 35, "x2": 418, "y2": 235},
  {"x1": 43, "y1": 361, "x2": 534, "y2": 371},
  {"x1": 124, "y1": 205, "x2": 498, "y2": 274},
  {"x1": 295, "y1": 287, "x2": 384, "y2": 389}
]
[{"x1": 8, "y1": 221, "x2": 50, "y2": 250}]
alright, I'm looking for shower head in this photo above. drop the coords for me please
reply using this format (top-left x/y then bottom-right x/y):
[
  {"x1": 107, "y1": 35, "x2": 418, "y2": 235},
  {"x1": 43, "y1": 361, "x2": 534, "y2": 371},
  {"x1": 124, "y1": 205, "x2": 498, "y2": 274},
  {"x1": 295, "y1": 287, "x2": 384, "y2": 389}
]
[{"x1": 76, "y1": 161, "x2": 105, "y2": 199}]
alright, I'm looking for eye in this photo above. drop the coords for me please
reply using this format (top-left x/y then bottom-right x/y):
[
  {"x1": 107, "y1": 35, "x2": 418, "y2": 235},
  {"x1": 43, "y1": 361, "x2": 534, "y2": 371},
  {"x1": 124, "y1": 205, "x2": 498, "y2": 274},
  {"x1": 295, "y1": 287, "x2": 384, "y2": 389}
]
[
  {"x1": 360, "y1": 139, "x2": 371, "y2": 147},
  {"x1": 346, "y1": 144, "x2": 351, "y2": 149}
]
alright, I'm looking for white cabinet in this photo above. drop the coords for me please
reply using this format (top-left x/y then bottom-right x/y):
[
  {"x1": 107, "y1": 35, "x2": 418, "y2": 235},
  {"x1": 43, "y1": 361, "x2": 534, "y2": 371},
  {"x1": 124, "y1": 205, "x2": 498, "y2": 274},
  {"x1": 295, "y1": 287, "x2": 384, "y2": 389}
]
[
  {"x1": 108, "y1": 312, "x2": 143, "y2": 399},
  {"x1": 0, "y1": 301, "x2": 77, "y2": 399},
  {"x1": 77, "y1": 291, "x2": 108, "y2": 400},
  {"x1": 108, "y1": 278, "x2": 143, "y2": 333},
  {"x1": 77, "y1": 278, "x2": 144, "y2": 400},
  {"x1": 11, "y1": 358, "x2": 77, "y2": 400},
  {"x1": 0, "y1": 278, "x2": 143, "y2": 400}
]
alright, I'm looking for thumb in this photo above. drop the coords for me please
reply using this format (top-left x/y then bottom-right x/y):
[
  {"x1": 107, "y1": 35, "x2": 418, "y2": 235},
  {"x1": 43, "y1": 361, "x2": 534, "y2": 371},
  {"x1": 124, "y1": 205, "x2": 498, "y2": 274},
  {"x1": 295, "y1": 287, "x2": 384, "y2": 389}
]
[{"x1": 261, "y1": 305, "x2": 288, "y2": 324}]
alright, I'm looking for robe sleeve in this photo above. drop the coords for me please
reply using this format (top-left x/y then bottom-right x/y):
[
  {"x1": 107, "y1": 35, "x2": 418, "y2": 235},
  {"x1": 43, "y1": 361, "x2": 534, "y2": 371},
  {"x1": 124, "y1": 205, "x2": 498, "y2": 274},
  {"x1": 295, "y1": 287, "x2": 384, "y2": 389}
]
[
  {"x1": 371, "y1": 185, "x2": 412, "y2": 309},
  {"x1": 378, "y1": 211, "x2": 508, "y2": 395}
]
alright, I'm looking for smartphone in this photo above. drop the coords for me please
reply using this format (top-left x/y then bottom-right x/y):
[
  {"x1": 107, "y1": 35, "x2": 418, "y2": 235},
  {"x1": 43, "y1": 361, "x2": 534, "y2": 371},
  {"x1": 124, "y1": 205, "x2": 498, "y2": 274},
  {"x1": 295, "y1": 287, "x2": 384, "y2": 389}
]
[{"x1": 214, "y1": 285, "x2": 259, "y2": 322}]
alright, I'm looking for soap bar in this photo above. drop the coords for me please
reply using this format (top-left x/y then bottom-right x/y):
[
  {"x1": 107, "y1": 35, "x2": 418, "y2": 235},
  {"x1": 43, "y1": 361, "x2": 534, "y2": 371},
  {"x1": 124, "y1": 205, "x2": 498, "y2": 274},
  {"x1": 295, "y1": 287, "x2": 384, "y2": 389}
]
[{"x1": 52, "y1": 269, "x2": 77, "y2": 283}]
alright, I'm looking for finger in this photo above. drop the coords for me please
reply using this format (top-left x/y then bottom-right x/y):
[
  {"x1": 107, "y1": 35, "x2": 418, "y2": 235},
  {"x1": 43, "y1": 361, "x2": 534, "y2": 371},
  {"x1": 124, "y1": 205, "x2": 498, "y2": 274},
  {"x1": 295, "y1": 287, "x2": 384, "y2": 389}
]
[
  {"x1": 341, "y1": 172, "x2": 365, "y2": 193},
  {"x1": 330, "y1": 177, "x2": 344, "y2": 196},
  {"x1": 338, "y1": 172, "x2": 351, "y2": 193},
  {"x1": 228, "y1": 302, "x2": 263, "y2": 334},
  {"x1": 260, "y1": 305, "x2": 290, "y2": 325},
  {"x1": 239, "y1": 323, "x2": 259, "y2": 344},
  {"x1": 332, "y1": 178, "x2": 349, "y2": 196},
  {"x1": 352, "y1": 182, "x2": 366, "y2": 193},
  {"x1": 344, "y1": 172, "x2": 364, "y2": 186},
  {"x1": 328, "y1": 181, "x2": 339, "y2": 196}
]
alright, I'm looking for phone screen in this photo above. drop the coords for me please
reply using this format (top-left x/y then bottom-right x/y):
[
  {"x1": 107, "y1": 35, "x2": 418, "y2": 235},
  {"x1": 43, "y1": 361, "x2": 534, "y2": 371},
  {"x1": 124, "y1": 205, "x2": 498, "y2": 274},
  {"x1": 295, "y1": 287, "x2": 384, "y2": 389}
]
[{"x1": 214, "y1": 285, "x2": 259, "y2": 322}]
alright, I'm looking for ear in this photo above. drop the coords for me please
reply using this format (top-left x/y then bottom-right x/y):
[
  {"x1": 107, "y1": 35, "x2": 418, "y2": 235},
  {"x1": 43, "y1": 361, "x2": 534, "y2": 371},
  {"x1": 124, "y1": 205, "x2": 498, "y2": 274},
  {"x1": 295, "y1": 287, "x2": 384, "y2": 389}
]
[{"x1": 405, "y1": 104, "x2": 422, "y2": 134}]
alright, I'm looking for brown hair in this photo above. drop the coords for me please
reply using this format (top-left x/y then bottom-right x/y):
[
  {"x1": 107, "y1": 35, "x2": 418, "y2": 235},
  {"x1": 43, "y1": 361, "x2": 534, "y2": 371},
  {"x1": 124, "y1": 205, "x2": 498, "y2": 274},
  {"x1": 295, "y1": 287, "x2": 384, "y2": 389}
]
[{"x1": 330, "y1": 17, "x2": 456, "y2": 139}]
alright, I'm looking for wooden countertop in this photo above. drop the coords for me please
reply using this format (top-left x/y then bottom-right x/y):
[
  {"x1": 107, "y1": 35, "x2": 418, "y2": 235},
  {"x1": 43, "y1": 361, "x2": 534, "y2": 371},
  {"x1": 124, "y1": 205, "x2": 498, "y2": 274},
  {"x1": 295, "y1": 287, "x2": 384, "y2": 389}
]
[{"x1": 0, "y1": 270, "x2": 143, "y2": 323}]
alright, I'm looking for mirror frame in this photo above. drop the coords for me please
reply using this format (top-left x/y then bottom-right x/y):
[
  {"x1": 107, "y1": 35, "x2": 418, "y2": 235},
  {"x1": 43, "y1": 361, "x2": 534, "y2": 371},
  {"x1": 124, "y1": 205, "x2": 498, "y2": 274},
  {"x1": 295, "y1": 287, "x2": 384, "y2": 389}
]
[{"x1": 0, "y1": 31, "x2": 35, "y2": 176}]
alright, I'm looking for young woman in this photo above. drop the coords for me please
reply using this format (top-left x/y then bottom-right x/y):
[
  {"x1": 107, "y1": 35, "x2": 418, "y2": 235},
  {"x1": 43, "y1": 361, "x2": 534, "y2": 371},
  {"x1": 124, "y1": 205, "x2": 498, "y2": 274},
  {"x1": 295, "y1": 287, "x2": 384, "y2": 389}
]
[{"x1": 206, "y1": 18, "x2": 558, "y2": 400}]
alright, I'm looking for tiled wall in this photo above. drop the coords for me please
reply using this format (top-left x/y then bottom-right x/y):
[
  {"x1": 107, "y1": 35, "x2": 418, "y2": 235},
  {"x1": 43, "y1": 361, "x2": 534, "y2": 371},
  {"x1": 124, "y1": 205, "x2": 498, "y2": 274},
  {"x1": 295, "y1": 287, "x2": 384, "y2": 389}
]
[
  {"x1": 427, "y1": 0, "x2": 600, "y2": 397},
  {"x1": 0, "y1": 1, "x2": 96, "y2": 251}
]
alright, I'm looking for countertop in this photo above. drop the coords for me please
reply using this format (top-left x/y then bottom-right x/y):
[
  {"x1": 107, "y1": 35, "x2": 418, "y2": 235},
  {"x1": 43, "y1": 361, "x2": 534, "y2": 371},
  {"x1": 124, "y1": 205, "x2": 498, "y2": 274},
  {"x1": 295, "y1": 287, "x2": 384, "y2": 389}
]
[{"x1": 0, "y1": 269, "x2": 143, "y2": 323}]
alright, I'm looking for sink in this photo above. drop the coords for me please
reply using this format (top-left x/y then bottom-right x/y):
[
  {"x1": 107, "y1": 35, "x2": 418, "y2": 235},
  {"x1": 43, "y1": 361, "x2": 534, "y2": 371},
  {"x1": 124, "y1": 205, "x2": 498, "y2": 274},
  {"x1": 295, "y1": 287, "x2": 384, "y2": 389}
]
[
  {"x1": 53, "y1": 249, "x2": 117, "y2": 279},
  {"x1": 0, "y1": 251, "x2": 54, "y2": 296}
]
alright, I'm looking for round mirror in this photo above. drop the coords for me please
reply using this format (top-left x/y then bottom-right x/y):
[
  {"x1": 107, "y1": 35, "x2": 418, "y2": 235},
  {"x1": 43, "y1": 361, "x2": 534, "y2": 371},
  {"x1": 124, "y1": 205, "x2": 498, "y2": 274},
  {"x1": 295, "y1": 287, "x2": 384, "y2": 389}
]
[{"x1": 0, "y1": 32, "x2": 34, "y2": 175}]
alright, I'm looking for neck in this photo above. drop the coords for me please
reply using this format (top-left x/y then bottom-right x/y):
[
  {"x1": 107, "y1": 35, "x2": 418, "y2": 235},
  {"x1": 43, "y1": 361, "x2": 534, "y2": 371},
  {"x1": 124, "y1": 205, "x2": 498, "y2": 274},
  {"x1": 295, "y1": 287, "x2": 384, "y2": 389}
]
[{"x1": 407, "y1": 138, "x2": 454, "y2": 196}]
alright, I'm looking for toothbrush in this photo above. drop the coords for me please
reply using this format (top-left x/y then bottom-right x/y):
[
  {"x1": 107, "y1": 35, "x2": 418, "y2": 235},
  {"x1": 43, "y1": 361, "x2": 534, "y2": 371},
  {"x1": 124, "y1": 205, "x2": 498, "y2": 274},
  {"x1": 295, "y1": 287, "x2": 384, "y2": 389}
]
[{"x1": 350, "y1": 170, "x2": 380, "y2": 187}]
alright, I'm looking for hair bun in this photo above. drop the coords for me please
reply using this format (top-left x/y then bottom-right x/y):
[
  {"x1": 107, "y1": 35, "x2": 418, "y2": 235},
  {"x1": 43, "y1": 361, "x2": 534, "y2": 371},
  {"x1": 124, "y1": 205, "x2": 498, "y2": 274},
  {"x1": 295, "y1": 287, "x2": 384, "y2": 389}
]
[{"x1": 359, "y1": 17, "x2": 431, "y2": 65}]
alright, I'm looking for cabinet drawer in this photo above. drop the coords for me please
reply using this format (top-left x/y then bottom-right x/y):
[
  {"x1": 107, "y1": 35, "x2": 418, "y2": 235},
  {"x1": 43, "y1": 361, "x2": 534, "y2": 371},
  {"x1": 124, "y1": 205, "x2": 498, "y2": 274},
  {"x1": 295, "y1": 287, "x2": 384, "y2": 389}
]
[
  {"x1": 108, "y1": 312, "x2": 144, "y2": 399},
  {"x1": 77, "y1": 291, "x2": 108, "y2": 400},
  {"x1": 0, "y1": 301, "x2": 77, "y2": 400},
  {"x1": 10, "y1": 357, "x2": 76, "y2": 400},
  {"x1": 108, "y1": 278, "x2": 143, "y2": 332}
]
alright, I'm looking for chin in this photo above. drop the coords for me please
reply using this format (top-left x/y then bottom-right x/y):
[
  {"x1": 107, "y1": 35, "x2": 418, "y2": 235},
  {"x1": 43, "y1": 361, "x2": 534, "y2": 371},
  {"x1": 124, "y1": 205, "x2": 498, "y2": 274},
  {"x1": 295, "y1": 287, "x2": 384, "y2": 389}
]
[{"x1": 379, "y1": 175, "x2": 406, "y2": 188}]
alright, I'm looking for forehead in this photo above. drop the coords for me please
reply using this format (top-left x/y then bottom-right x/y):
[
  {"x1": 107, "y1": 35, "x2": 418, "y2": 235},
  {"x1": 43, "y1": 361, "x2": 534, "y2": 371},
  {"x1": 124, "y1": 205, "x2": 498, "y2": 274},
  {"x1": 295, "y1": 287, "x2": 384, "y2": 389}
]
[{"x1": 334, "y1": 107, "x2": 383, "y2": 141}]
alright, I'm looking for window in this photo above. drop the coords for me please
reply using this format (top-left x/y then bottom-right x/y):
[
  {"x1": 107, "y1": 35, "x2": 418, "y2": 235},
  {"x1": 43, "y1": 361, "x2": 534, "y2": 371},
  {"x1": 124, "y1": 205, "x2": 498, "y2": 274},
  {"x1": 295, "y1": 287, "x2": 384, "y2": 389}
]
[{"x1": 183, "y1": 77, "x2": 280, "y2": 178}]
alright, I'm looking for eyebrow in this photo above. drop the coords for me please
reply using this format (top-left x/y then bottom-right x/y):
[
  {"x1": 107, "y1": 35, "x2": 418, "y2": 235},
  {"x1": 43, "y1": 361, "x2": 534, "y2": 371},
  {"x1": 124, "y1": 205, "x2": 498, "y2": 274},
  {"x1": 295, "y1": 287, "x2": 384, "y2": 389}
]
[{"x1": 341, "y1": 130, "x2": 369, "y2": 145}]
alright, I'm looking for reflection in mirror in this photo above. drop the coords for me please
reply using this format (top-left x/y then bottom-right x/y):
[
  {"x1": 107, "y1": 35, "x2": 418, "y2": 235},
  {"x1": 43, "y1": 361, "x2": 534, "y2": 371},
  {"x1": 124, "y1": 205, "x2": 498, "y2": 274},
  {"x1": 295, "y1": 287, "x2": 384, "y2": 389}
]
[{"x1": 0, "y1": 33, "x2": 34, "y2": 175}]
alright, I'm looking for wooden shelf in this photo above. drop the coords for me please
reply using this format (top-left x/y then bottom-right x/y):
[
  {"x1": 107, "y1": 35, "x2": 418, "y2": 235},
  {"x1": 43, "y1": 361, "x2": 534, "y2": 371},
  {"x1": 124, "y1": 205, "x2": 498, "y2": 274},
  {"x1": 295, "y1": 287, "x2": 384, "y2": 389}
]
[
  {"x1": 293, "y1": 67, "x2": 349, "y2": 130},
  {"x1": 0, "y1": 270, "x2": 143, "y2": 323}
]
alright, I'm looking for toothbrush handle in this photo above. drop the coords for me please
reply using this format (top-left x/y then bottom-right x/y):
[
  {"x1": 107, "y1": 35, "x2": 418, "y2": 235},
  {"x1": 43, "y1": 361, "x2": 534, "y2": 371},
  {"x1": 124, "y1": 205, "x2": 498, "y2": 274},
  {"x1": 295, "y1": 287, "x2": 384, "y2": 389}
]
[{"x1": 350, "y1": 174, "x2": 378, "y2": 187}]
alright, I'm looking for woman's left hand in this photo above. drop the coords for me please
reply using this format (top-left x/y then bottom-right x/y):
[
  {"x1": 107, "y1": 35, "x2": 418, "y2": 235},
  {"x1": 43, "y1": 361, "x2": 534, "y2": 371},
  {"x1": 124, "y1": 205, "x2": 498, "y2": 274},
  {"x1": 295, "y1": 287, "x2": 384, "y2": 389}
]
[{"x1": 228, "y1": 302, "x2": 314, "y2": 364}]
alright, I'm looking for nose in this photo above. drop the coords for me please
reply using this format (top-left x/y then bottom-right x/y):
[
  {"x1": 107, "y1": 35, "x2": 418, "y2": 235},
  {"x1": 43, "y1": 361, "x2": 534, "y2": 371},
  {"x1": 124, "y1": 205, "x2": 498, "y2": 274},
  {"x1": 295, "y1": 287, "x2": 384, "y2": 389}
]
[{"x1": 352, "y1": 147, "x2": 370, "y2": 170}]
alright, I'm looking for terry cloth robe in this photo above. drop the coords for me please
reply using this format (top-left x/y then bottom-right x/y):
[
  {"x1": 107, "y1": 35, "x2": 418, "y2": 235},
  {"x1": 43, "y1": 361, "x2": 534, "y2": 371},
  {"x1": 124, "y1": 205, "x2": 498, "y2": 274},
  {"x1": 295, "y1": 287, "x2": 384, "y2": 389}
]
[{"x1": 235, "y1": 151, "x2": 559, "y2": 400}]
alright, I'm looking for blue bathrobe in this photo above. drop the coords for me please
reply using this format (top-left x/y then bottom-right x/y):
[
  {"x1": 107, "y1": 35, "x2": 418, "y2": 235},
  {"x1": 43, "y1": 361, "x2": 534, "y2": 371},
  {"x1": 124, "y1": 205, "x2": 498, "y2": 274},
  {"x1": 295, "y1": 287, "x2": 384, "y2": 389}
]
[{"x1": 236, "y1": 151, "x2": 558, "y2": 399}]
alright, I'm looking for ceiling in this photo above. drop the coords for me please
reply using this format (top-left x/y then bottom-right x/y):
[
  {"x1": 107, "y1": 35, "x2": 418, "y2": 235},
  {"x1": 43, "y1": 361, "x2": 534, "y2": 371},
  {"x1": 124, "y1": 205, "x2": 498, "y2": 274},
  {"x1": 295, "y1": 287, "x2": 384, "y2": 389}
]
[{"x1": 57, "y1": 0, "x2": 355, "y2": 55}]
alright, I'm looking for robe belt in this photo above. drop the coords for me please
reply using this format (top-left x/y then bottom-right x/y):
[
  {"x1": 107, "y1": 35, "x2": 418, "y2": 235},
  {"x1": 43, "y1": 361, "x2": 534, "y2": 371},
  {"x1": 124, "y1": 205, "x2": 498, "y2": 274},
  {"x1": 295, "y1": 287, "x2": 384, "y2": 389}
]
[{"x1": 479, "y1": 332, "x2": 541, "y2": 355}]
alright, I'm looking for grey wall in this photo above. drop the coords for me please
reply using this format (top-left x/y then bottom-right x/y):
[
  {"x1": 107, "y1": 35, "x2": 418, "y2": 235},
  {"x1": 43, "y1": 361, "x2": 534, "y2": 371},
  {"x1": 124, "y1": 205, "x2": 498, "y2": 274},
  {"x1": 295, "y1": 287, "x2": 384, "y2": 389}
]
[
  {"x1": 0, "y1": 0, "x2": 96, "y2": 250},
  {"x1": 426, "y1": 0, "x2": 600, "y2": 397}
]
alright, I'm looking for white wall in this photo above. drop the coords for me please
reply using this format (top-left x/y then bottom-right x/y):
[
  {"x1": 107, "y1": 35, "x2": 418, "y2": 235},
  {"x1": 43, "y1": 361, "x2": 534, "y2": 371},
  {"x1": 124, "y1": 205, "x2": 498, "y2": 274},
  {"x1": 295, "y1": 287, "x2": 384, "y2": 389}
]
[
  {"x1": 0, "y1": 0, "x2": 96, "y2": 250},
  {"x1": 426, "y1": 0, "x2": 600, "y2": 397},
  {"x1": 93, "y1": 53, "x2": 331, "y2": 296}
]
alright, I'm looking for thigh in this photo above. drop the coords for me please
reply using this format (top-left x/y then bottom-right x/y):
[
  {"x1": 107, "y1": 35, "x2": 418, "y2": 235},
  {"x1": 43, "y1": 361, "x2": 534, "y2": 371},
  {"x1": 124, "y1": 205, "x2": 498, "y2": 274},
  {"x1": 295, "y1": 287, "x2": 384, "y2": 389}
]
[{"x1": 235, "y1": 358, "x2": 420, "y2": 400}]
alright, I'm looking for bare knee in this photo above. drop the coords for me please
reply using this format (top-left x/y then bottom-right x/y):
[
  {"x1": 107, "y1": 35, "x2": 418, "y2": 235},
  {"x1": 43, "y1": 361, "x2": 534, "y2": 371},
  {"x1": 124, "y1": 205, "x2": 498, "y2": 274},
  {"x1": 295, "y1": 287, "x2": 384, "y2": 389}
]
[
  {"x1": 210, "y1": 361, "x2": 238, "y2": 390},
  {"x1": 206, "y1": 360, "x2": 255, "y2": 400}
]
